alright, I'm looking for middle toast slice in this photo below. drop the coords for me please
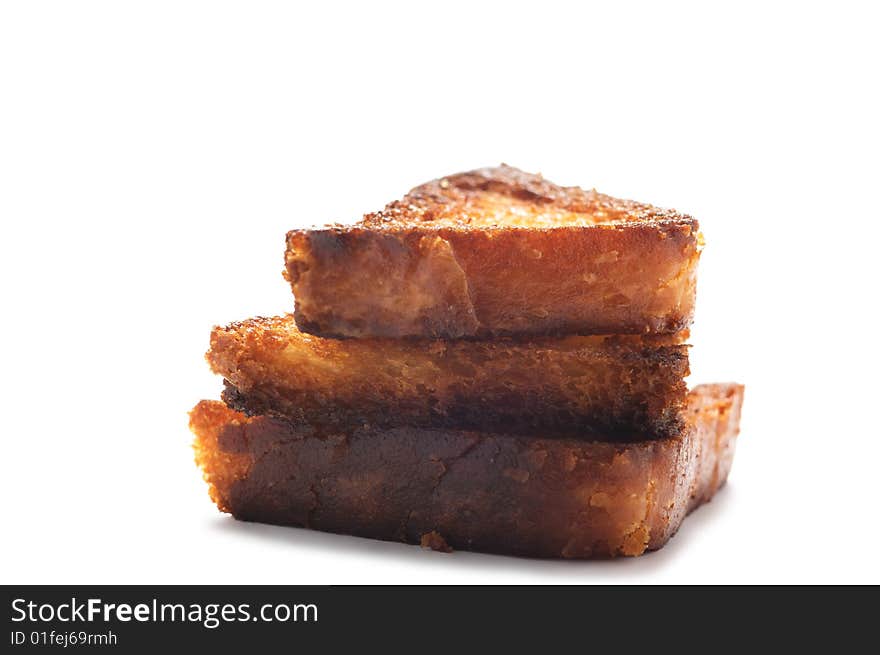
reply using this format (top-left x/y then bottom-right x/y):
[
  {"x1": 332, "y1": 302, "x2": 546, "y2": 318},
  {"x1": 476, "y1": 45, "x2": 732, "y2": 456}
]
[{"x1": 208, "y1": 315, "x2": 689, "y2": 439}]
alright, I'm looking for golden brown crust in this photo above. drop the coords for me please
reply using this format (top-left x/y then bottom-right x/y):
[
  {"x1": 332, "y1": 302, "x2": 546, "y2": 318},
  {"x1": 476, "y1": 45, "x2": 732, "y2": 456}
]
[
  {"x1": 363, "y1": 164, "x2": 691, "y2": 229},
  {"x1": 190, "y1": 383, "x2": 744, "y2": 559},
  {"x1": 285, "y1": 165, "x2": 700, "y2": 338},
  {"x1": 207, "y1": 314, "x2": 690, "y2": 439}
]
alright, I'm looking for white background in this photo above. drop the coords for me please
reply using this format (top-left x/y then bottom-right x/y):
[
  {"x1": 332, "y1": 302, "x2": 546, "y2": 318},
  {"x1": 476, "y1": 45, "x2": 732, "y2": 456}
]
[{"x1": 2, "y1": 1, "x2": 878, "y2": 584}]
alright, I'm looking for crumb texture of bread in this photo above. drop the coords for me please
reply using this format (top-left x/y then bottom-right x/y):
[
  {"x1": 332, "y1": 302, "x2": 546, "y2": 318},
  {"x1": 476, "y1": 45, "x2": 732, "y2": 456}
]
[
  {"x1": 189, "y1": 384, "x2": 744, "y2": 559},
  {"x1": 207, "y1": 314, "x2": 690, "y2": 439},
  {"x1": 285, "y1": 165, "x2": 701, "y2": 338}
]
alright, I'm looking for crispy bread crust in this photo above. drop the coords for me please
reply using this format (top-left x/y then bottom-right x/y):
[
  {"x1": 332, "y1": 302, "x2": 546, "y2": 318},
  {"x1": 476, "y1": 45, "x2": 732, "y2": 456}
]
[
  {"x1": 207, "y1": 314, "x2": 690, "y2": 439},
  {"x1": 285, "y1": 165, "x2": 700, "y2": 338},
  {"x1": 190, "y1": 384, "x2": 744, "y2": 559},
  {"x1": 363, "y1": 164, "x2": 691, "y2": 229}
]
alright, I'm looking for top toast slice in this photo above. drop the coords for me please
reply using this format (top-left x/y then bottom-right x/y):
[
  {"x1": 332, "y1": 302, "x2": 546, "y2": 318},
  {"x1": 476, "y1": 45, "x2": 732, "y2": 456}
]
[{"x1": 285, "y1": 165, "x2": 701, "y2": 338}]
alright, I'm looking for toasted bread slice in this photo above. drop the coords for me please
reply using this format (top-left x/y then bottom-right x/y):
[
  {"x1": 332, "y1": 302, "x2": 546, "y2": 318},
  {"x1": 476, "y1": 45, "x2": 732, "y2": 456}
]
[
  {"x1": 207, "y1": 315, "x2": 690, "y2": 439},
  {"x1": 285, "y1": 165, "x2": 700, "y2": 338},
  {"x1": 191, "y1": 383, "x2": 743, "y2": 558}
]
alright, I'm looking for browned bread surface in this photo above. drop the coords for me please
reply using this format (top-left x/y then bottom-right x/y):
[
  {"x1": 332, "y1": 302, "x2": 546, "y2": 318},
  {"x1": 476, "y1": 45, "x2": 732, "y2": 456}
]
[
  {"x1": 207, "y1": 314, "x2": 690, "y2": 439},
  {"x1": 191, "y1": 384, "x2": 744, "y2": 559},
  {"x1": 285, "y1": 165, "x2": 701, "y2": 338}
]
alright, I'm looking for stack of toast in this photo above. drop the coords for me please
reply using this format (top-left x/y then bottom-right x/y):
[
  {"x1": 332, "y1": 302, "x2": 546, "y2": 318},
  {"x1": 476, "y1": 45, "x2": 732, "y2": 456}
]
[{"x1": 190, "y1": 165, "x2": 744, "y2": 558}]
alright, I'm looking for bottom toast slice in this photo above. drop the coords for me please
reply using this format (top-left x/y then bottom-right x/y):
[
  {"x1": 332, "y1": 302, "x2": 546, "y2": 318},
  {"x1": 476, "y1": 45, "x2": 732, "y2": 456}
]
[{"x1": 190, "y1": 383, "x2": 743, "y2": 558}]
